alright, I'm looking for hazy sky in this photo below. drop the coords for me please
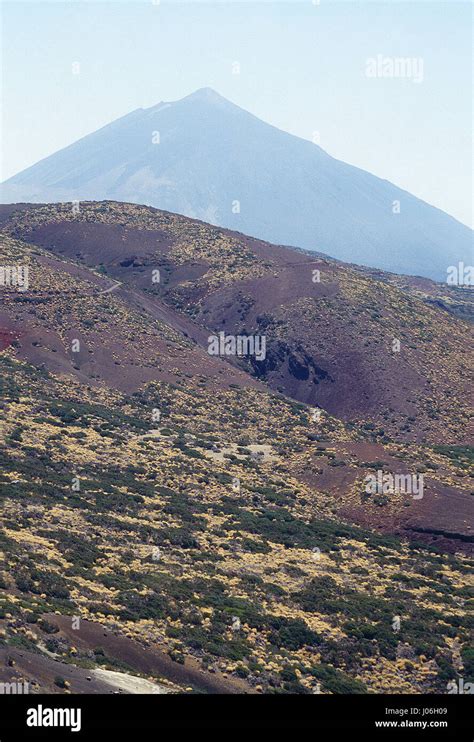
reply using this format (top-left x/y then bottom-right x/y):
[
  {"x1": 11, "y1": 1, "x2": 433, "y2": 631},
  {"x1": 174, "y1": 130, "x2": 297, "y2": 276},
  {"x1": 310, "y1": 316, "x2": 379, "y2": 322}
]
[{"x1": 1, "y1": 0, "x2": 472, "y2": 227}]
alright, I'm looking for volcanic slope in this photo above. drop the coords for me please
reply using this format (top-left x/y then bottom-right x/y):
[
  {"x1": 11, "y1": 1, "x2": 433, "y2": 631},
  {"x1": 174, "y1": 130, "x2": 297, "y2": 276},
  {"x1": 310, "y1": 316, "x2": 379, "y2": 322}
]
[
  {"x1": 2, "y1": 201, "x2": 471, "y2": 443},
  {"x1": 1, "y1": 87, "x2": 472, "y2": 281},
  {"x1": 0, "y1": 201, "x2": 472, "y2": 695}
]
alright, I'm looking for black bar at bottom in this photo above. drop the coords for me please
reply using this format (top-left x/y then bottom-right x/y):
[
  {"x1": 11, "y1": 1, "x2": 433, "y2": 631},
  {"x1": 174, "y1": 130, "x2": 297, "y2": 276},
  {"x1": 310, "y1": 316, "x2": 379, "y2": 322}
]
[{"x1": 0, "y1": 693, "x2": 472, "y2": 738}]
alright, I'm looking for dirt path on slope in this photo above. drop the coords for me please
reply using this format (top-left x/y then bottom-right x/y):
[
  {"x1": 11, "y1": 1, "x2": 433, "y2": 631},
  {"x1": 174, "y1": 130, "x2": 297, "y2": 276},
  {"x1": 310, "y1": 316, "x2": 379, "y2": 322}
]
[{"x1": 47, "y1": 614, "x2": 255, "y2": 694}]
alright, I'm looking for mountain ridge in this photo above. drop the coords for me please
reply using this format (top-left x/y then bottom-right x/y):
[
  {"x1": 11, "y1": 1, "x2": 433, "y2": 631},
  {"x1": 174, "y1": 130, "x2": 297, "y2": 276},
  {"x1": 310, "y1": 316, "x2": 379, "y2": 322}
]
[{"x1": 2, "y1": 88, "x2": 472, "y2": 281}]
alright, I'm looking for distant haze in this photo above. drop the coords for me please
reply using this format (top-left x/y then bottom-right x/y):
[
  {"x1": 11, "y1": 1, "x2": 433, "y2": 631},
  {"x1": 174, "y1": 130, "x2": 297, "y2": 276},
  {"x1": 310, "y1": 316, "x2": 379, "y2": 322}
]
[{"x1": 1, "y1": 1, "x2": 472, "y2": 230}]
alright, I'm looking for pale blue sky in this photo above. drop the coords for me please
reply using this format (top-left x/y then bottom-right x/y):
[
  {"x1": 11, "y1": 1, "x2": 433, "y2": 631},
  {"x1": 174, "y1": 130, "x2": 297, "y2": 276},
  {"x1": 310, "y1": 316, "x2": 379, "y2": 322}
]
[{"x1": 1, "y1": 1, "x2": 472, "y2": 226}]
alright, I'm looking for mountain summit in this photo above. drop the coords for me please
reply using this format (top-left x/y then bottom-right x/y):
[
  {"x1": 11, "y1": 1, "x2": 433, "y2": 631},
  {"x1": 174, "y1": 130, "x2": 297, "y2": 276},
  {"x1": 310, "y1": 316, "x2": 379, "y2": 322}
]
[{"x1": 1, "y1": 88, "x2": 471, "y2": 280}]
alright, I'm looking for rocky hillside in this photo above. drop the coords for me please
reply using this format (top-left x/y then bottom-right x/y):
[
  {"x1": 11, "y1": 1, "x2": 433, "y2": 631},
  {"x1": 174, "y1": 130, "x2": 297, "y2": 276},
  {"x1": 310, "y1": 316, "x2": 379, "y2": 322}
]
[{"x1": 0, "y1": 201, "x2": 472, "y2": 695}]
